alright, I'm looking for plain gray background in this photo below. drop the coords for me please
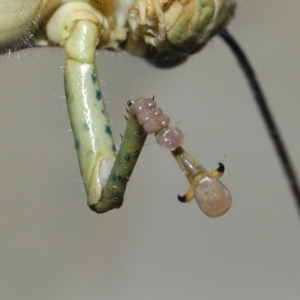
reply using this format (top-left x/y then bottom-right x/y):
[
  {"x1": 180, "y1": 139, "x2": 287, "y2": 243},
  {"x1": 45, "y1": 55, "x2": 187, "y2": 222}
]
[{"x1": 0, "y1": 1, "x2": 300, "y2": 299}]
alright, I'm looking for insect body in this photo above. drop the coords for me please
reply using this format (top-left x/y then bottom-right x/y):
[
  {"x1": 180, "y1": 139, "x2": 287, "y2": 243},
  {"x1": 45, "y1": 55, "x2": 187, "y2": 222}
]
[
  {"x1": 0, "y1": 0, "x2": 237, "y2": 214},
  {"x1": 2, "y1": 1, "x2": 298, "y2": 216}
]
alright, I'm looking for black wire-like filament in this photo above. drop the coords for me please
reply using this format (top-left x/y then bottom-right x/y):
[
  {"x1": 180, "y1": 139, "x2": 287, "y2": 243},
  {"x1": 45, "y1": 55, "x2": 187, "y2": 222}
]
[{"x1": 219, "y1": 28, "x2": 300, "y2": 216}]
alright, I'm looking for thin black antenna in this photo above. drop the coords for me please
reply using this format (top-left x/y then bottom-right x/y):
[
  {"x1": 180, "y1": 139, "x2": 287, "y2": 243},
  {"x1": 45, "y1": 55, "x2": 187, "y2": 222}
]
[{"x1": 219, "y1": 28, "x2": 300, "y2": 215}]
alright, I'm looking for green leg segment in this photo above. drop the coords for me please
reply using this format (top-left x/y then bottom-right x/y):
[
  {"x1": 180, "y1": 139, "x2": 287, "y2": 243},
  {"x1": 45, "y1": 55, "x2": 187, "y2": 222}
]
[
  {"x1": 90, "y1": 105, "x2": 147, "y2": 213},
  {"x1": 64, "y1": 19, "x2": 147, "y2": 213}
]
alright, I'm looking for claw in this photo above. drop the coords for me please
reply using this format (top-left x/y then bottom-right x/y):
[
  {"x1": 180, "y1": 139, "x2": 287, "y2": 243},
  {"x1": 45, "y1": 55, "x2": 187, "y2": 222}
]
[
  {"x1": 177, "y1": 194, "x2": 186, "y2": 202},
  {"x1": 177, "y1": 183, "x2": 195, "y2": 203},
  {"x1": 208, "y1": 162, "x2": 225, "y2": 179}
]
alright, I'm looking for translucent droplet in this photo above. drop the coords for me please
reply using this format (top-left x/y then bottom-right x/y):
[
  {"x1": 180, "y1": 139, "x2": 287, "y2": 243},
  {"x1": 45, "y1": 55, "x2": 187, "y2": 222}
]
[
  {"x1": 131, "y1": 99, "x2": 146, "y2": 115},
  {"x1": 151, "y1": 107, "x2": 163, "y2": 117},
  {"x1": 194, "y1": 177, "x2": 232, "y2": 217},
  {"x1": 156, "y1": 114, "x2": 170, "y2": 128},
  {"x1": 143, "y1": 119, "x2": 161, "y2": 134},
  {"x1": 156, "y1": 126, "x2": 184, "y2": 151},
  {"x1": 144, "y1": 98, "x2": 157, "y2": 109},
  {"x1": 137, "y1": 109, "x2": 151, "y2": 125}
]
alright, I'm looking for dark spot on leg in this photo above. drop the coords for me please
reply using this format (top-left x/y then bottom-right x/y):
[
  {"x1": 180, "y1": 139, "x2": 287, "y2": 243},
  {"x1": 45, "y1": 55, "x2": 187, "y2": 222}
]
[
  {"x1": 105, "y1": 125, "x2": 112, "y2": 135},
  {"x1": 95, "y1": 90, "x2": 101, "y2": 100},
  {"x1": 82, "y1": 122, "x2": 90, "y2": 130},
  {"x1": 91, "y1": 72, "x2": 97, "y2": 84},
  {"x1": 133, "y1": 149, "x2": 141, "y2": 159},
  {"x1": 112, "y1": 173, "x2": 124, "y2": 183},
  {"x1": 124, "y1": 154, "x2": 131, "y2": 162},
  {"x1": 112, "y1": 174, "x2": 117, "y2": 181},
  {"x1": 75, "y1": 139, "x2": 80, "y2": 150}
]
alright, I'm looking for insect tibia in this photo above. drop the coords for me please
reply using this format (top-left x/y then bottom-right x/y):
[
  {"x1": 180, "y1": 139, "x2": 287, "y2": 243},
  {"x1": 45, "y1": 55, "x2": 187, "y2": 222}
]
[{"x1": 89, "y1": 106, "x2": 147, "y2": 214}]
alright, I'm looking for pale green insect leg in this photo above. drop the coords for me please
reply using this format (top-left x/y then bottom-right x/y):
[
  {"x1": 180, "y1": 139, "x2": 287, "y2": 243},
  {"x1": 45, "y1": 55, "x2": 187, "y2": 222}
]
[
  {"x1": 63, "y1": 17, "x2": 148, "y2": 213},
  {"x1": 64, "y1": 20, "x2": 116, "y2": 207}
]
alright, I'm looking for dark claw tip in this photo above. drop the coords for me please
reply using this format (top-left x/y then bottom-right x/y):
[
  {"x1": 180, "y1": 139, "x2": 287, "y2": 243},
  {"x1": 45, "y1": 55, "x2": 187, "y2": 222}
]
[
  {"x1": 177, "y1": 194, "x2": 187, "y2": 203},
  {"x1": 127, "y1": 100, "x2": 132, "y2": 106},
  {"x1": 217, "y1": 162, "x2": 225, "y2": 173}
]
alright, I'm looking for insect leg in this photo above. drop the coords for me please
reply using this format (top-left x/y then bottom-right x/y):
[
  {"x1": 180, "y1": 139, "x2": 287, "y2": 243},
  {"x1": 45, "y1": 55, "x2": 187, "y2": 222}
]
[
  {"x1": 90, "y1": 102, "x2": 147, "y2": 213},
  {"x1": 130, "y1": 97, "x2": 232, "y2": 217},
  {"x1": 63, "y1": 20, "x2": 117, "y2": 207},
  {"x1": 46, "y1": 3, "x2": 148, "y2": 212}
]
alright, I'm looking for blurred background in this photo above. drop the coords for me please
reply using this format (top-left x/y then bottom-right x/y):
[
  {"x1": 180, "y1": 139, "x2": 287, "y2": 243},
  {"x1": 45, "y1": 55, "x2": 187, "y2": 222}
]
[{"x1": 0, "y1": 1, "x2": 300, "y2": 299}]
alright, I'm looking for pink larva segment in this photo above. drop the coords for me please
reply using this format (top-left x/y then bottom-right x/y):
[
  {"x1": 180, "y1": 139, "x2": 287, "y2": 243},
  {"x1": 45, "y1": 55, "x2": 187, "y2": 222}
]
[
  {"x1": 156, "y1": 114, "x2": 170, "y2": 128},
  {"x1": 143, "y1": 119, "x2": 161, "y2": 134},
  {"x1": 131, "y1": 98, "x2": 184, "y2": 150},
  {"x1": 194, "y1": 177, "x2": 232, "y2": 217},
  {"x1": 136, "y1": 109, "x2": 152, "y2": 125},
  {"x1": 151, "y1": 107, "x2": 163, "y2": 117},
  {"x1": 143, "y1": 97, "x2": 157, "y2": 109},
  {"x1": 130, "y1": 99, "x2": 147, "y2": 115},
  {"x1": 156, "y1": 127, "x2": 184, "y2": 151}
]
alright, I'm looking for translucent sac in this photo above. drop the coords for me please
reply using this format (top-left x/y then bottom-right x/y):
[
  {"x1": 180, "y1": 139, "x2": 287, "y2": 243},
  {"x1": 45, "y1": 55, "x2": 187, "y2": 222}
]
[
  {"x1": 194, "y1": 177, "x2": 232, "y2": 217},
  {"x1": 130, "y1": 99, "x2": 147, "y2": 115},
  {"x1": 137, "y1": 109, "x2": 152, "y2": 125},
  {"x1": 144, "y1": 97, "x2": 157, "y2": 109},
  {"x1": 143, "y1": 119, "x2": 161, "y2": 134},
  {"x1": 156, "y1": 114, "x2": 170, "y2": 128},
  {"x1": 156, "y1": 127, "x2": 184, "y2": 150},
  {"x1": 151, "y1": 107, "x2": 163, "y2": 117}
]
